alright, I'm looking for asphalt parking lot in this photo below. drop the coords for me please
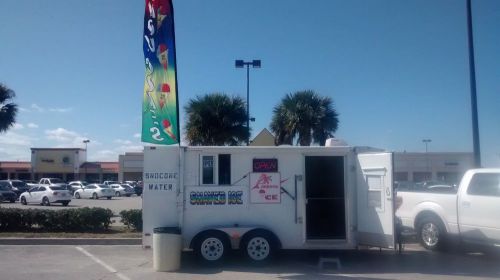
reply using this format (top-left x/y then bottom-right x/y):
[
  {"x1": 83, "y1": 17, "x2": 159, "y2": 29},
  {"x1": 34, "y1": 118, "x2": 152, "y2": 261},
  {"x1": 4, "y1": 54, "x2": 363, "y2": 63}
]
[
  {"x1": 0, "y1": 195, "x2": 142, "y2": 214},
  {"x1": 0, "y1": 244, "x2": 499, "y2": 280}
]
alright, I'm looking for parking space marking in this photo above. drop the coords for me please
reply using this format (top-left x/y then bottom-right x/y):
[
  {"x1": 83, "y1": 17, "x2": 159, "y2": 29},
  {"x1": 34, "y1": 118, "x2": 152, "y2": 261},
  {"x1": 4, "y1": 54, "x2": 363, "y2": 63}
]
[{"x1": 75, "y1": 246, "x2": 131, "y2": 280}]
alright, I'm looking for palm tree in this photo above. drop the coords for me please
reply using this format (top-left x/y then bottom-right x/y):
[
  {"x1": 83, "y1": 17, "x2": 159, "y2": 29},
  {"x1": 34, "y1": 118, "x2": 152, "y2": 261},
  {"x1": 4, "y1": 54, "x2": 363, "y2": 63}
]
[
  {"x1": 184, "y1": 93, "x2": 249, "y2": 145},
  {"x1": 0, "y1": 84, "x2": 18, "y2": 133},
  {"x1": 270, "y1": 90, "x2": 339, "y2": 146}
]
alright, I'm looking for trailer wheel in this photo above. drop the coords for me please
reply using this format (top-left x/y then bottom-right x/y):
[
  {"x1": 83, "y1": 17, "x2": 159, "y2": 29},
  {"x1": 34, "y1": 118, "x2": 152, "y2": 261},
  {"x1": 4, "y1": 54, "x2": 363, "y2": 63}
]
[
  {"x1": 417, "y1": 216, "x2": 446, "y2": 250},
  {"x1": 194, "y1": 231, "x2": 230, "y2": 263},
  {"x1": 241, "y1": 230, "x2": 278, "y2": 263}
]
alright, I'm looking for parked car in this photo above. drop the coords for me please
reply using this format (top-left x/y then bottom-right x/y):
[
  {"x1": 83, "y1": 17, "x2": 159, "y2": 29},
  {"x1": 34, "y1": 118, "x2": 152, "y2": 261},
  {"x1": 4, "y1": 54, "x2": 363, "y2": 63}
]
[
  {"x1": 68, "y1": 181, "x2": 88, "y2": 194},
  {"x1": 103, "y1": 180, "x2": 120, "y2": 186},
  {"x1": 0, "y1": 184, "x2": 17, "y2": 203},
  {"x1": 134, "y1": 183, "x2": 143, "y2": 196},
  {"x1": 74, "y1": 184, "x2": 114, "y2": 200},
  {"x1": 19, "y1": 185, "x2": 71, "y2": 206},
  {"x1": 38, "y1": 178, "x2": 71, "y2": 192},
  {"x1": 396, "y1": 168, "x2": 500, "y2": 250},
  {"x1": 23, "y1": 180, "x2": 39, "y2": 188},
  {"x1": 0, "y1": 180, "x2": 30, "y2": 198},
  {"x1": 109, "y1": 184, "x2": 135, "y2": 197}
]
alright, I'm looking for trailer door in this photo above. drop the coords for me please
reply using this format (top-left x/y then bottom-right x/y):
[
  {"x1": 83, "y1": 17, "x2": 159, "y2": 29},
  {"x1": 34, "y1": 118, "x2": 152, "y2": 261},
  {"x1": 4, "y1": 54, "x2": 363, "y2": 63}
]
[{"x1": 356, "y1": 152, "x2": 395, "y2": 248}]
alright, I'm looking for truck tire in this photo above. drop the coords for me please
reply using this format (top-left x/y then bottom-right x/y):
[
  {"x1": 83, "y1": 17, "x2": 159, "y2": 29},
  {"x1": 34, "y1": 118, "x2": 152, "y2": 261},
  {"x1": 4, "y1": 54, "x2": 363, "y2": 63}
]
[
  {"x1": 194, "y1": 231, "x2": 230, "y2": 264},
  {"x1": 417, "y1": 216, "x2": 446, "y2": 250}
]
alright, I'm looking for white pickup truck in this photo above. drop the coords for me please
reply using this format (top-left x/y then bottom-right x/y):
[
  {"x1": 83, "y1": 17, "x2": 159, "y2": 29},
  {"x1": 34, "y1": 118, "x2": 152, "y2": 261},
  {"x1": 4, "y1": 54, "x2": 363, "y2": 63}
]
[{"x1": 396, "y1": 168, "x2": 500, "y2": 250}]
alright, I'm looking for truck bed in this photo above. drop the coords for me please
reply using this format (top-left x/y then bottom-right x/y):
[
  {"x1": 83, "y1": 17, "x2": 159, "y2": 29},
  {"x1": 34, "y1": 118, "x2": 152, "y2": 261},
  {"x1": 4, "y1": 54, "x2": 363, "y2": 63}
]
[{"x1": 396, "y1": 190, "x2": 458, "y2": 235}]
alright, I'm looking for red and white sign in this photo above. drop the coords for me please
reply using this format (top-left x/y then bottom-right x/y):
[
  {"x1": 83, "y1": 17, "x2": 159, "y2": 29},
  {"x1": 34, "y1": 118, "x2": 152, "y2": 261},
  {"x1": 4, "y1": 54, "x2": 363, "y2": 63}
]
[{"x1": 249, "y1": 172, "x2": 281, "y2": 204}]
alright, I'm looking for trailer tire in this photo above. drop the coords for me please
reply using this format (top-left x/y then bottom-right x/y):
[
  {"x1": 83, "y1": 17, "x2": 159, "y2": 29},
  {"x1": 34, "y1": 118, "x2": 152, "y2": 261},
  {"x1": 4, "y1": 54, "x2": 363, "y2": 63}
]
[
  {"x1": 194, "y1": 230, "x2": 230, "y2": 264},
  {"x1": 417, "y1": 216, "x2": 446, "y2": 251},
  {"x1": 241, "y1": 229, "x2": 279, "y2": 263}
]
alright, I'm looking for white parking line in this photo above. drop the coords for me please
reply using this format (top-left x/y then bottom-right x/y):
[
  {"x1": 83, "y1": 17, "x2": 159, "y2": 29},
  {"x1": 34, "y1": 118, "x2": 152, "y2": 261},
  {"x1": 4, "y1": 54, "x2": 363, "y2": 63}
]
[{"x1": 75, "y1": 246, "x2": 131, "y2": 280}]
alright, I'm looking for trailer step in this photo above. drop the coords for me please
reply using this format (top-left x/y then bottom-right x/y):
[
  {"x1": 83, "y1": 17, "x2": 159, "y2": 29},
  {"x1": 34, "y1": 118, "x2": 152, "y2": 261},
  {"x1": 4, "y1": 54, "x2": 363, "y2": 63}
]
[{"x1": 318, "y1": 257, "x2": 342, "y2": 270}]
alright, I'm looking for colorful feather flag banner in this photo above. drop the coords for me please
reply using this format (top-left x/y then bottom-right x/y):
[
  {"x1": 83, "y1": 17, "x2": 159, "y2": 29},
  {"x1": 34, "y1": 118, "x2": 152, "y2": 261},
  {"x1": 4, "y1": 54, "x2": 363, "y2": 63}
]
[{"x1": 142, "y1": 0, "x2": 179, "y2": 145}]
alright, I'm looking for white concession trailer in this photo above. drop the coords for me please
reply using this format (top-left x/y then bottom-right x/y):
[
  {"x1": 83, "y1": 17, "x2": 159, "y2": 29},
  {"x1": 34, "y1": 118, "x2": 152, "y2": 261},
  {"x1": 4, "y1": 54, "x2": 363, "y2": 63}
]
[{"x1": 142, "y1": 142, "x2": 396, "y2": 263}]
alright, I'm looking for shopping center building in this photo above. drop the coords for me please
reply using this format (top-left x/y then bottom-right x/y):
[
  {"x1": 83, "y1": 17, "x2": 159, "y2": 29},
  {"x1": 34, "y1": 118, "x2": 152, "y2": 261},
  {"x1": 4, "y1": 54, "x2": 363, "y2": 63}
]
[
  {"x1": 0, "y1": 141, "x2": 474, "y2": 185},
  {"x1": 0, "y1": 148, "x2": 118, "y2": 182}
]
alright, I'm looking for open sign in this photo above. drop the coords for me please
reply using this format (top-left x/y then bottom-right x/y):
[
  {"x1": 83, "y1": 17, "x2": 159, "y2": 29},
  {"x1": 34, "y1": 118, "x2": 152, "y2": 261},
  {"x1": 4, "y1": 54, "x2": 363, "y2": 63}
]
[{"x1": 253, "y1": 158, "x2": 278, "y2": 172}]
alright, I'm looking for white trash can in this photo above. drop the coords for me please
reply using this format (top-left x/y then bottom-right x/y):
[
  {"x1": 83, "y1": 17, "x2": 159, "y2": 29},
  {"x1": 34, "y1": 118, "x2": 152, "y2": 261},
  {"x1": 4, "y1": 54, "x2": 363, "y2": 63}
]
[{"x1": 153, "y1": 227, "x2": 182, "y2": 271}]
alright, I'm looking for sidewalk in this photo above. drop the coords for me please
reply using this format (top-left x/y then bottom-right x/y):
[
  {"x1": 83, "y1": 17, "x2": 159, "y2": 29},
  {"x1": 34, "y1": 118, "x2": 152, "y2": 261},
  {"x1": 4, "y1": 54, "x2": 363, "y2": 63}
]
[{"x1": 0, "y1": 237, "x2": 141, "y2": 245}]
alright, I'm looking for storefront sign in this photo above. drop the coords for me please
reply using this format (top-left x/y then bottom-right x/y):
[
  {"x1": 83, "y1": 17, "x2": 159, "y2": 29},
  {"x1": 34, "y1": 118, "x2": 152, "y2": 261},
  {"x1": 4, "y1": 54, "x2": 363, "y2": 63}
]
[
  {"x1": 250, "y1": 172, "x2": 281, "y2": 203},
  {"x1": 253, "y1": 158, "x2": 278, "y2": 172}
]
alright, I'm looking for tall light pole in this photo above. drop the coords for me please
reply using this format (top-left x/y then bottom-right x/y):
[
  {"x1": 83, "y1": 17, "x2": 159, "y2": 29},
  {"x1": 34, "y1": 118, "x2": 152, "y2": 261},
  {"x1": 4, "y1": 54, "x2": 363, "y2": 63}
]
[
  {"x1": 422, "y1": 139, "x2": 431, "y2": 153},
  {"x1": 466, "y1": 0, "x2": 481, "y2": 167},
  {"x1": 422, "y1": 139, "x2": 432, "y2": 180},
  {"x1": 82, "y1": 139, "x2": 90, "y2": 181},
  {"x1": 235, "y1": 59, "x2": 261, "y2": 145},
  {"x1": 83, "y1": 139, "x2": 90, "y2": 150}
]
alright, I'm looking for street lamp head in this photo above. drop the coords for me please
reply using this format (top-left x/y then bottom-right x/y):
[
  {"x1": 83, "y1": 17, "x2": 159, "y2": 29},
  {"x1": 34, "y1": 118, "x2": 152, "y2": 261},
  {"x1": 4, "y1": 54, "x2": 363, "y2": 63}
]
[
  {"x1": 83, "y1": 139, "x2": 90, "y2": 144},
  {"x1": 235, "y1": 60, "x2": 244, "y2": 68},
  {"x1": 252, "y1": 60, "x2": 261, "y2": 68}
]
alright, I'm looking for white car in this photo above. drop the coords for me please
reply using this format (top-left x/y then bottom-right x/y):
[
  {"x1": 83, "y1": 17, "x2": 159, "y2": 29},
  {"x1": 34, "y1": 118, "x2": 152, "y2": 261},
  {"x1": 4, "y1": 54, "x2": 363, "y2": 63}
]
[
  {"x1": 68, "y1": 181, "x2": 88, "y2": 194},
  {"x1": 109, "y1": 184, "x2": 135, "y2": 197},
  {"x1": 74, "y1": 184, "x2": 114, "y2": 200},
  {"x1": 20, "y1": 185, "x2": 71, "y2": 206}
]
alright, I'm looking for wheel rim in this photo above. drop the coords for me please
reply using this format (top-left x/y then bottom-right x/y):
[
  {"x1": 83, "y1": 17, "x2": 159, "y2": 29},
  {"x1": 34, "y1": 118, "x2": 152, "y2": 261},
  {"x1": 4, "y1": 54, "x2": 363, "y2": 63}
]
[
  {"x1": 116, "y1": 192, "x2": 120, "y2": 197},
  {"x1": 93, "y1": 193, "x2": 97, "y2": 199},
  {"x1": 21, "y1": 197, "x2": 26, "y2": 204},
  {"x1": 422, "y1": 222, "x2": 439, "y2": 247},
  {"x1": 75, "y1": 193, "x2": 80, "y2": 199},
  {"x1": 247, "y1": 237, "x2": 270, "y2": 261},
  {"x1": 200, "y1": 237, "x2": 224, "y2": 261},
  {"x1": 43, "y1": 198, "x2": 49, "y2": 205}
]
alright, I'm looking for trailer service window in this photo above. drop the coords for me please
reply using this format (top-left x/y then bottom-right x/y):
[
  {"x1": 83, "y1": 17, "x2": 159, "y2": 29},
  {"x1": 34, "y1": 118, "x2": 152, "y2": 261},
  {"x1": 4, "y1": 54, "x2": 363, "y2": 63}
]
[{"x1": 201, "y1": 154, "x2": 231, "y2": 185}]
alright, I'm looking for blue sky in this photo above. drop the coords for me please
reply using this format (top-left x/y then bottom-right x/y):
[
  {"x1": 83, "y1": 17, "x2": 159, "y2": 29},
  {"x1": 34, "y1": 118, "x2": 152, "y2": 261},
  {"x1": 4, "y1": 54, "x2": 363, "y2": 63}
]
[{"x1": 0, "y1": 0, "x2": 499, "y2": 166}]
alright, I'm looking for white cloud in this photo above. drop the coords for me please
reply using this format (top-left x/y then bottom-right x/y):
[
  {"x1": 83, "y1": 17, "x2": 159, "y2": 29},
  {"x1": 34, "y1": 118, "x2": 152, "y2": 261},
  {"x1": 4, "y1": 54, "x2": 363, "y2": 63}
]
[
  {"x1": 114, "y1": 139, "x2": 133, "y2": 145},
  {"x1": 13, "y1": 123, "x2": 24, "y2": 130},
  {"x1": 24, "y1": 104, "x2": 72, "y2": 113},
  {"x1": 93, "y1": 150, "x2": 117, "y2": 161},
  {"x1": 133, "y1": 133, "x2": 141, "y2": 138},
  {"x1": 27, "y1": 123, "x2": 39, "y2": 128},
  {"x1": 45, "y1": 128, "x2": 91, "y2": 147},
  {"x1": 31, "y1": 103, "x2": 45, "y2": 112},
  {"x1": 45, "y1": 128, "x2": 80, "y2": 142},
  {"x1": 49, "y1": 107, "x2": 72, "y2": 113},
  {"x1": 91, "y1": 141, "x2": 143, "y2": 161},
  {"x1": 0, "y1": 131, "x2": 32, "y2": 146}
]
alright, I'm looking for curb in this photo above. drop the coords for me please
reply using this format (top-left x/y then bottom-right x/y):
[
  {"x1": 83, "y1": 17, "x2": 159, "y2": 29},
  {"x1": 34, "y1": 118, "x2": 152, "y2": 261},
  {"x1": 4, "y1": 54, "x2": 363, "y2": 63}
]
[{"x1": 0, "y1": 238, "x2": 142, "y2": 245}]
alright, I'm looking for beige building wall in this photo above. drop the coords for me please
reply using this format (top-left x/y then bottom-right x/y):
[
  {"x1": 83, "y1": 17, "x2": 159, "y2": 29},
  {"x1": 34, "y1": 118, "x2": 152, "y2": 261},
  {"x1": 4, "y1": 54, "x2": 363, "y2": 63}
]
[
  {"x1": 119, "y1": 152, "x2": 144, "y2": 181},
  {"x1": 31, "y1": 148, "x2": 85, "y2": 174},
  {"x1": 394, "y1": 152, "x2": 474, "y2": 184},
  {"x1": 30, "y1": 148, "x2": 87, "y2": 181},
  {"x1": 249, "y1": 128, "x2": 276, "y2": 146}
]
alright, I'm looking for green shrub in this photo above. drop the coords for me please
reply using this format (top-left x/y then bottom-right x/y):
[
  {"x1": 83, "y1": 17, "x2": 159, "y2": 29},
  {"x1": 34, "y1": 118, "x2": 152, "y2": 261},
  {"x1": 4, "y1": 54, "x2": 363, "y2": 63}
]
[
  {"x1": 0, "y1": 207, "x2": 113, "y2": 232},
  {"x1": 120, "y1": 209, "x2": 142, "y2": 231}
]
